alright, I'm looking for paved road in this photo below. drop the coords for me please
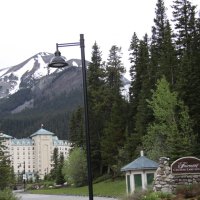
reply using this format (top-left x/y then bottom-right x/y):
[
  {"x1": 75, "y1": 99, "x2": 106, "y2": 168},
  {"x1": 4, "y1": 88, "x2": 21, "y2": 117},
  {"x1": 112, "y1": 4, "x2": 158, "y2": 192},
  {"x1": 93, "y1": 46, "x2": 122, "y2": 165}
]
[{"x1": 15, "y1": 193, "x2": 119, "y2": 200}]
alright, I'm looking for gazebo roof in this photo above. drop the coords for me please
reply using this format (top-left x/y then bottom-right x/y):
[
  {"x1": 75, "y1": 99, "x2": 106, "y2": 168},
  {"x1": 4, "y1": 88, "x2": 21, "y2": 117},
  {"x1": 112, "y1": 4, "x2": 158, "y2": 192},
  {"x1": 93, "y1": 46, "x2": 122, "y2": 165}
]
[{"x1": 121, "y1": 154, "x2": 158, "y2": 172}]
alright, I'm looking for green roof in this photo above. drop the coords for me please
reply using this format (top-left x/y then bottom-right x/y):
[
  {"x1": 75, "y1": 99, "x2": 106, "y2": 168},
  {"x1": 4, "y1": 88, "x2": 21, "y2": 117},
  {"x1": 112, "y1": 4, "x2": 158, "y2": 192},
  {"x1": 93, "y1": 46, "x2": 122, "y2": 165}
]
[
  {"x1": 121, "y1": 156, "x2": 158, "y2": 171},
  {"x1": 11, "y1": 138, "x2": 33, "y2": 146},
  {"x1": 0, "y1": 133, "x2": 13, "y2": 139},
  {"x1": 30, "y1": 128, "x2": 54, "y2": 137}
]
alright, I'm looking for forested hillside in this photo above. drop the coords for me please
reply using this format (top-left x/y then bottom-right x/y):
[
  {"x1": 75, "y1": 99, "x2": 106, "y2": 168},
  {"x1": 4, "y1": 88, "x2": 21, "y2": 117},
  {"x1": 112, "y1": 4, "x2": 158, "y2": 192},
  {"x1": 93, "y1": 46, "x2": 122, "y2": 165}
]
[{"x1": 68, "y1": 0, "x2": 200, "y2": 178}]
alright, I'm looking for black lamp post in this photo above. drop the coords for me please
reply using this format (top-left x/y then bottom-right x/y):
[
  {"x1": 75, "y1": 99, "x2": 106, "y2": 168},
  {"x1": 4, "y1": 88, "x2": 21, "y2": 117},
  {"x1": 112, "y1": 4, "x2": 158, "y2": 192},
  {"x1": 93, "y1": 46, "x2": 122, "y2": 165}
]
[
  {"x1": 23, "y1": 161, "x2": 25, "y2": 191},
  {"x1": 48, "y1": 34, "x2": 93, "y2": 200}
]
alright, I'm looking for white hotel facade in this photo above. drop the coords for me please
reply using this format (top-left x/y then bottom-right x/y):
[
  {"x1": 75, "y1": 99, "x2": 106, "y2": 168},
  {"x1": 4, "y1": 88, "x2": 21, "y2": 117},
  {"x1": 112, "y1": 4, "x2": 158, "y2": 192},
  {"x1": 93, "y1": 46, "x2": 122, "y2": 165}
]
[{"x1": 0, "y1": 127, "x2": 71, "y2": 179}]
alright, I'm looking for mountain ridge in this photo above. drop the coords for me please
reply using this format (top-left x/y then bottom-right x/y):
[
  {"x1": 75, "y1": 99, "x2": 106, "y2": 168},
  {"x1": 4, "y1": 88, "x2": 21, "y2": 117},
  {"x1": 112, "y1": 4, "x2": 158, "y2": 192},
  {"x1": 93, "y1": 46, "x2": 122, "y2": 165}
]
[{"x1": 0, "y1": 52, "x2": 130, "y2": 139}]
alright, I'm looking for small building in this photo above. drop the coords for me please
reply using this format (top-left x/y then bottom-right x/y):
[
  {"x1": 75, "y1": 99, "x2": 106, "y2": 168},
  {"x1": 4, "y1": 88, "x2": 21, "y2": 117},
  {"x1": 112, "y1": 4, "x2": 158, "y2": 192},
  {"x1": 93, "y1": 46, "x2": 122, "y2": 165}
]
[{"x1": 121, "y1": 151, "x2": 158, "y2": 194}]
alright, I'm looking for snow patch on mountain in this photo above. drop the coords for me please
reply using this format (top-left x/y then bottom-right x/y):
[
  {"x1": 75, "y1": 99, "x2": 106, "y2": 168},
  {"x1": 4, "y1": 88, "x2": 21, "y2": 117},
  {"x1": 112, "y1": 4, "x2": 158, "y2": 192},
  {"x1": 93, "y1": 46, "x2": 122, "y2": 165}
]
[{"x1": 33, "y1": 54, "x2": 48, "y2": 78}]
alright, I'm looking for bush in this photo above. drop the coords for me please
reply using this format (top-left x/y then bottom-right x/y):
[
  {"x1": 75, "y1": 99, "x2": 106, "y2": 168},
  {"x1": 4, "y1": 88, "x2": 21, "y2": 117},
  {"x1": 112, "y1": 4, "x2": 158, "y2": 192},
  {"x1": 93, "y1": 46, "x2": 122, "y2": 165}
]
[
  {"x1": 123, "y1": 190, "x2": 172, "y2": 200},
  {"x1": 62, "y1": 147, "x2": 87, "y2": 187},
  {"x1": 176, "y1": 183, "x2": 200, "y2": 198},
  {"x1": 0, "y1": 189, "x2": 19, "y2": 200}
]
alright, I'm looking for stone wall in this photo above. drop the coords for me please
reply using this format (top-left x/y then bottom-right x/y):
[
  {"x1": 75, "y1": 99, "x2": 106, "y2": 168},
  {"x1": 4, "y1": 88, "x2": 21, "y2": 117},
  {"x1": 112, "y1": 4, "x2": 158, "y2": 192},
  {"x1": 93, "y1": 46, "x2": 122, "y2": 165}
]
[{"x1": 153, "y1": 157, "x2": 200, "y2": 193}]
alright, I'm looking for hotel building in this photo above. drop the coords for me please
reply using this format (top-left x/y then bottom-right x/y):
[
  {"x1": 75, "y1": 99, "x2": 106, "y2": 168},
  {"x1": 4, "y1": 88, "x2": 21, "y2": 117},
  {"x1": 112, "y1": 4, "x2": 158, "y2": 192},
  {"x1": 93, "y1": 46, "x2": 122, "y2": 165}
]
[{"x1": 0, "y1": 127, "x2": 71, "y2": 179}]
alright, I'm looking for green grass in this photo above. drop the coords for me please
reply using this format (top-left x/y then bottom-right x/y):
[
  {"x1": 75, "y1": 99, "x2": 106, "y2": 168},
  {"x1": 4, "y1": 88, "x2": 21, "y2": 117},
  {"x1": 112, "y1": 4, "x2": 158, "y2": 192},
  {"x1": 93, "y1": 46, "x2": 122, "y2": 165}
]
[{"x1": 29, "y1": 179, "x2": 126, "y2": 198}]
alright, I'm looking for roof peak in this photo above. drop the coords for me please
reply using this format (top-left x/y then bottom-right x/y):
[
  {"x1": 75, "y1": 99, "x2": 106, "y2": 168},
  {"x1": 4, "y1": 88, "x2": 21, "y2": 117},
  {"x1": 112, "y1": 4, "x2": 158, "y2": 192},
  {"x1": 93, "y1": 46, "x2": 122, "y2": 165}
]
[{"x1": 30, "y1": 128, "x2": 54, "y2": 137}]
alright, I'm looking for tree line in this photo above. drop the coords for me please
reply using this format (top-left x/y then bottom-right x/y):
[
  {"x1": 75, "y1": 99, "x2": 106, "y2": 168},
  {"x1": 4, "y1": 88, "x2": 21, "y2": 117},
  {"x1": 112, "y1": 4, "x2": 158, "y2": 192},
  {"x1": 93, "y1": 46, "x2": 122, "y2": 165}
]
[{"x1": 68, "y1": 0, "x2": 200, "y2": 179}]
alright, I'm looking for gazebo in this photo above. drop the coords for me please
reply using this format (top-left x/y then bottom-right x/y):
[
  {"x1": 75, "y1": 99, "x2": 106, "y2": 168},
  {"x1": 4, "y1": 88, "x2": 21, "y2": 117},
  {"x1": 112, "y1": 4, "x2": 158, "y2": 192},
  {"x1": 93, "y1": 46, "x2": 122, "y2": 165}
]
[{"x1": 121, "y1": 151, "x2": 158, "y2": 194}]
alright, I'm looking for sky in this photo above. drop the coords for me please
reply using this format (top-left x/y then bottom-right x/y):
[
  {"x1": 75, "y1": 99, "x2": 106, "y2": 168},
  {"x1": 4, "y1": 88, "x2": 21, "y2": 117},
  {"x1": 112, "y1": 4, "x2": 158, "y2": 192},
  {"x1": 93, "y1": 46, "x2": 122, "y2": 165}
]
[{"x1": 0, "y1": 0, "x2": 199, "y2": 78}]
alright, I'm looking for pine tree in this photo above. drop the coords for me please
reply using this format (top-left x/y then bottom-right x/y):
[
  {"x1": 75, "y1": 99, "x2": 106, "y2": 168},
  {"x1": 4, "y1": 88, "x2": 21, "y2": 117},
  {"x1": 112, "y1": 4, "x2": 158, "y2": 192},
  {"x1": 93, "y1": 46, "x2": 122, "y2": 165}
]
[
  {"x1": 127, "y1": 34, "x2": 153, "y2": 160},
  {"x1": 172, "y1": 0, "x2": 200, "y2": 151},
  {"x1": 68, "y1": 107, "x2": 84, "y2": 147},
  {"x1": 172, "y1": 0, "x2": 197, "y2": 56},
  {"x1": 0, "y1": 138, "x2": 14, "y2": 189},
  {"x1": 50, "y1": 147, "x2": 59, "y2": 180},
  {"x1": 150, "y1": 0, "x2": 168, "y2": 83},
  {"x1": 101, "y1": 45, "x2": 127, "y2": 175},
  {"x1": 128, "y1": 32, "x2": 140, "y2": 134},
  {"x1": 159, "y1": 20, "x2": 178, "y2": 85},
  {"x1": 87, "y1": 42, "x2": 106, "y2": 176},
  {"x1": 135, "y1": 34, "x2": 152, "y2": 138},
  {"x1": 56, "y1": 153, "x2": 65, "y2": 185}
]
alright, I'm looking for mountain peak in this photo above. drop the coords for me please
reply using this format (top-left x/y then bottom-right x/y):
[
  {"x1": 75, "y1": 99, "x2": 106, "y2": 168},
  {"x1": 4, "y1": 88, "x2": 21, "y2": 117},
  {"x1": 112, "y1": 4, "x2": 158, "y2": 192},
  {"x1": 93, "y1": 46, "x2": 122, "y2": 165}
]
[{"x1": 0, "y1": 52, "x2": 82, "y2": 98}]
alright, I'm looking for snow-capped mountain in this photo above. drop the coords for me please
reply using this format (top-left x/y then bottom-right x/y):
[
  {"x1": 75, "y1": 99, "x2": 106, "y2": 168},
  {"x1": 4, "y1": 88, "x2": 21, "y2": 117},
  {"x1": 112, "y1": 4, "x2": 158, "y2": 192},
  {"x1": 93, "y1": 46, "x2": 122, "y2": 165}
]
[
  {"x1": 0, "y1": 52, "x2": 84, "y2": 98},
  {"x1": 0, "y1": 51, "x2": 130, "y2": 108}
]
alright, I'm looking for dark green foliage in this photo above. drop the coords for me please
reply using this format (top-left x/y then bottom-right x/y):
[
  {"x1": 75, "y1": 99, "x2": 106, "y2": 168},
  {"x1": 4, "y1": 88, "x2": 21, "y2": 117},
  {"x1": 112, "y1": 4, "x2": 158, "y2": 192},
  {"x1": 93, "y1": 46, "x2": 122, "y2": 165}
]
[
  {"x1": 172, "y1": 0, "x2": 200, "y2": 154},
  {"x1": 101, "y1": 45, "x2": 127, "y2": 175},
  {"x1": 128, "y1": 34, "x2": 152, "y2": 159},
  {"x1": 50, "y1": 148, "x2": 65, "y2": 185},
  {"x1": 56, "y1": 153, "x2": 65, "y2": 185},
  {"x1": 0, "y1": 139, "x2": 15, "y2": 190},
  {"x1": 87, "y1": 42, "x2": 106, "y2": 176},
  {"x1": 68, "y1": 106, "x2": 84, "y2": 147},
  {"x1": 50, "y1": 148, "x2": 59, "y2": 180},
  {"x1": 0, "y1": 189, "x2": 19, "y2": 200}
]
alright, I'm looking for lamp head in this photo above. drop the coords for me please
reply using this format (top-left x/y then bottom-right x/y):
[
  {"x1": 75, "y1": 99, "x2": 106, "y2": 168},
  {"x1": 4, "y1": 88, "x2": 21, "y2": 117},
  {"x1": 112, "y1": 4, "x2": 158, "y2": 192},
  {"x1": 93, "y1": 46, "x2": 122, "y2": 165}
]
[{"x1": 48, "y1": 50, "x2": 68, "y2": 68}]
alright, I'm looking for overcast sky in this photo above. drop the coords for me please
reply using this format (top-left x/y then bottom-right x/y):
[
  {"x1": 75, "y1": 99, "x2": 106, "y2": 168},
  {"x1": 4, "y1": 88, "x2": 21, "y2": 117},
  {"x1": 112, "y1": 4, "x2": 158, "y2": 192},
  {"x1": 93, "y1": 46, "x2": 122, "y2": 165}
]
[{"x1": 0, "y1": 0, "x2": 199, "y2": 77}]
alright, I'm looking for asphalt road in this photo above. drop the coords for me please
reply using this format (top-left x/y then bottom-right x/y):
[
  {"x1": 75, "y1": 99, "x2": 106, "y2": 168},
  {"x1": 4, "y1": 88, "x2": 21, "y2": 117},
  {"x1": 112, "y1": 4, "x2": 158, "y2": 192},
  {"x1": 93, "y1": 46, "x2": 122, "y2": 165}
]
[{"x1": 15, "y1": 193, "x2": 119, "y2": 200}]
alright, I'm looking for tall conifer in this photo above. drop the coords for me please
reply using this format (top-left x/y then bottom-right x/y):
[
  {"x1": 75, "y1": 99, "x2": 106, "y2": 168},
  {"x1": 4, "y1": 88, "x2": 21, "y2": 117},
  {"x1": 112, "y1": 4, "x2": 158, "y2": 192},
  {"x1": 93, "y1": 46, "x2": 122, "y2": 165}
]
[
  {"x1": 87, "y1": 42, "x2": 106, "y2": 175},
  {"x1": 101, "y1": 45, "x2": 127, "y2": 175}
]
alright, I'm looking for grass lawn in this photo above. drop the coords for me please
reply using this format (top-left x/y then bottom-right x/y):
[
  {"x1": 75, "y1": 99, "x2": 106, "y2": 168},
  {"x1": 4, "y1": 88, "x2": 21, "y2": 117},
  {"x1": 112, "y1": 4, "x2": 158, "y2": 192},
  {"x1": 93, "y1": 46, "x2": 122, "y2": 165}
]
[{"x1": 29, "y1": 179, "x2": 126, "y2": 198}]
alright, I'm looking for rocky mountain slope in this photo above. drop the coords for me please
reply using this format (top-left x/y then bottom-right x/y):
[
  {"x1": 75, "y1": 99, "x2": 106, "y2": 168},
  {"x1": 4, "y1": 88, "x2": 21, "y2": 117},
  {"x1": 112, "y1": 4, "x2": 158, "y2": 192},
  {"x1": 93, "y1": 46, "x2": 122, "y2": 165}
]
[{"x1": 0, "y1": 52, "x2": 130, "y2": 139}]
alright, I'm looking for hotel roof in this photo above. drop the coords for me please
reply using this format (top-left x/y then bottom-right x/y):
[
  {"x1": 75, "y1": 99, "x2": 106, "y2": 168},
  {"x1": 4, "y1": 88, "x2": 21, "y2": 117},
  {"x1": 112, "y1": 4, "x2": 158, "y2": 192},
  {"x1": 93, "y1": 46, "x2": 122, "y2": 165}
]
[
  {"x1": 30, "y1": 128, "x2": 54, "y2": 137},
  {"x1": 0, "y1": 132, "x2": 13, "y2": 139}
]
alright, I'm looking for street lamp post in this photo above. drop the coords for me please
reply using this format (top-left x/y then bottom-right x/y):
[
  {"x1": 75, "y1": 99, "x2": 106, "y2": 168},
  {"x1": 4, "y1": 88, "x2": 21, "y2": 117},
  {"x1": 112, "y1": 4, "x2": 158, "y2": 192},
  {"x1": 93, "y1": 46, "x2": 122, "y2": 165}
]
[
  {"x1": 23, "y1": 161, "x2": 25, "y2": 191},
  {"x1": 48, "y1": 34, "x2": 93, "y2": 200}
]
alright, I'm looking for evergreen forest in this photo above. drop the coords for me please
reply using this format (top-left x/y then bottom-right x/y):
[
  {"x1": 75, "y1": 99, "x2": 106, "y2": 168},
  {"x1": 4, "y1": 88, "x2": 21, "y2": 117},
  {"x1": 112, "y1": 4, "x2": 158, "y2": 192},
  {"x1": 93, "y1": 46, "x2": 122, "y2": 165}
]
[{"x1": 69, "y1": 0, "x2": 200, "y2": 178}]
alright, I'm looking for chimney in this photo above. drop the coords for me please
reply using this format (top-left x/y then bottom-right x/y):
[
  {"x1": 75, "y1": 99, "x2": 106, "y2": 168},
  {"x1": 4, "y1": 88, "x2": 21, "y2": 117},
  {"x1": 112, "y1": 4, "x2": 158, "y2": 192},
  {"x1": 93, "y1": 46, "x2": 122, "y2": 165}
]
[{"x1": 140, "y1": 150, "x2": 144, "y2": 157}]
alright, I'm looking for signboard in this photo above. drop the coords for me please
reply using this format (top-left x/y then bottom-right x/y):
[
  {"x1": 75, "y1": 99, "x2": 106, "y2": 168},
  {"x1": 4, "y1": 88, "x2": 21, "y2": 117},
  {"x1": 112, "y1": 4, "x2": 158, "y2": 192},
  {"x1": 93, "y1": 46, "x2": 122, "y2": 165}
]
[
  {"x1": 23, "y1": 174, "x2": 27, "y2": 180},
  {"x1": 171, "y1": 157, "x2": 200, "y2": 174}
]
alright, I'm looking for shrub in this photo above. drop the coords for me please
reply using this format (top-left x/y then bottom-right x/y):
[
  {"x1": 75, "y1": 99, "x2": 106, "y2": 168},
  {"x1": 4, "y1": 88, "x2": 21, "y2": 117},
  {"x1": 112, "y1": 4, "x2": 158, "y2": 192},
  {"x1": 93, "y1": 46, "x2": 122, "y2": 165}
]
[
  {"x1": 123, "y1": 190, "x2": 172, "y2": 200},
  {"x1": 62, "y1": 147, "x2": 87, "y2": 187},
  {"x1": 176, "y1": 183, "x2": 200, "y2": 198},
  {"x1": 0, "y1": 189, "x2": 19, "y2": 200}
]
